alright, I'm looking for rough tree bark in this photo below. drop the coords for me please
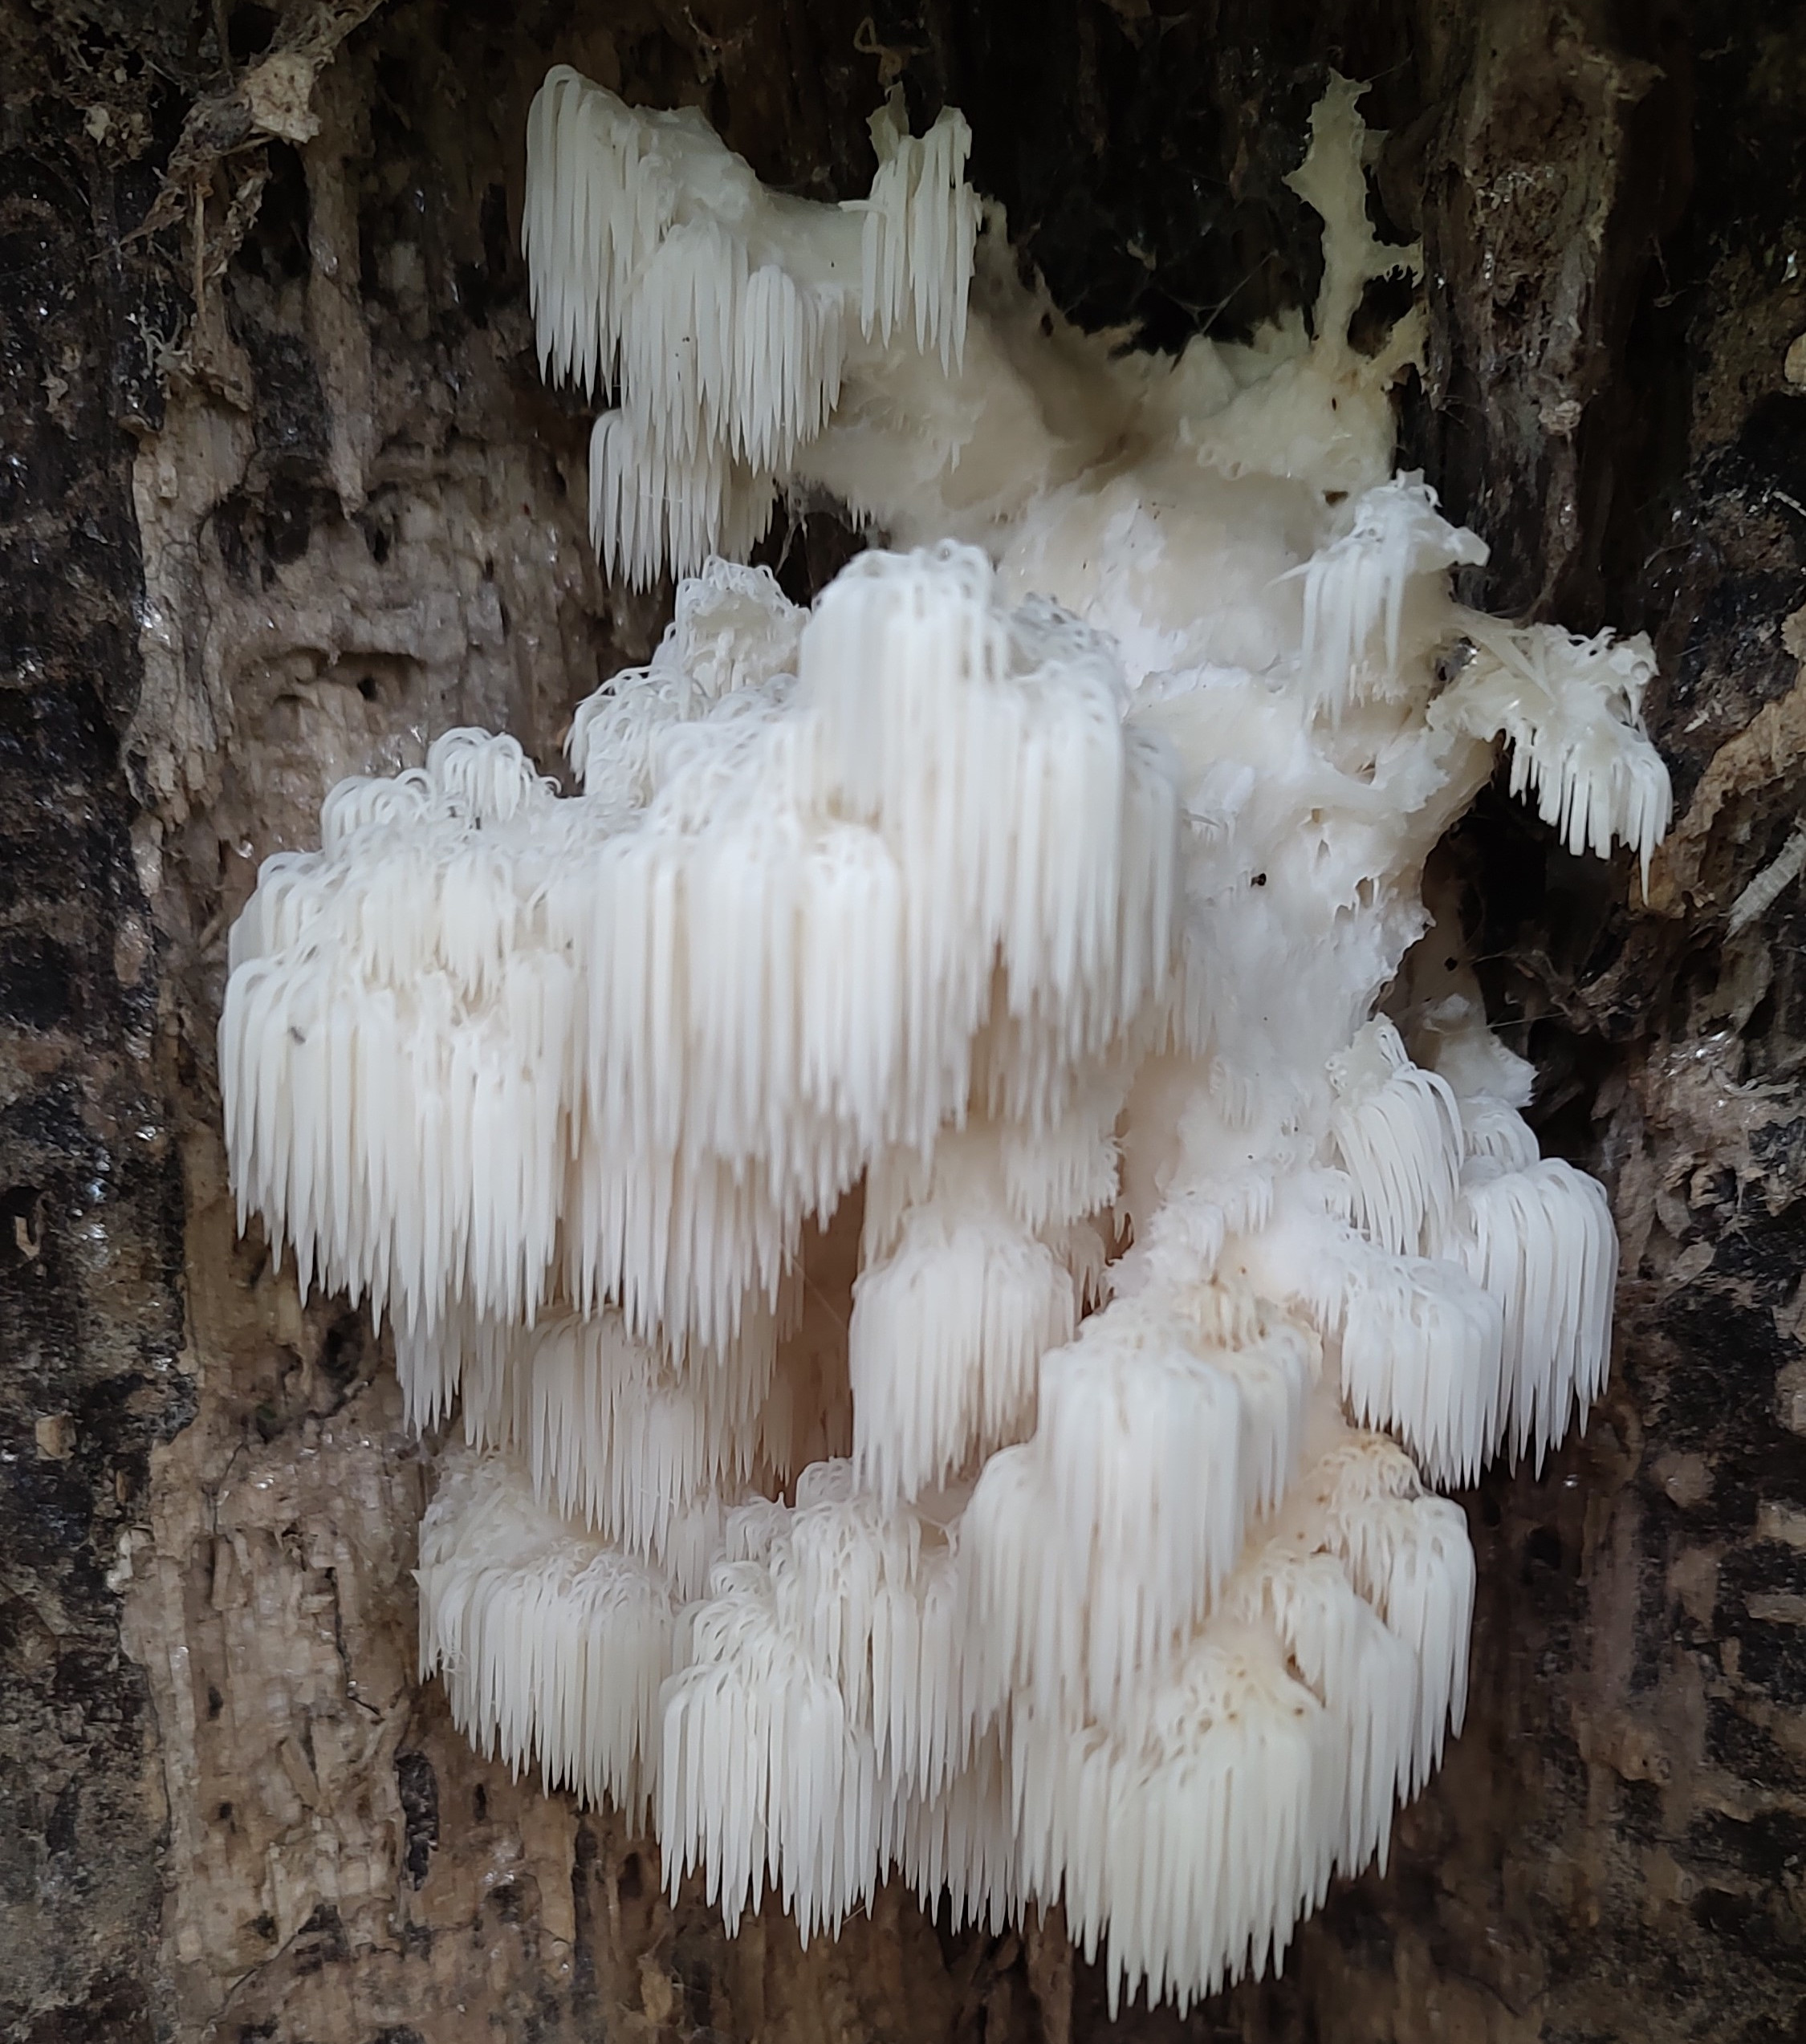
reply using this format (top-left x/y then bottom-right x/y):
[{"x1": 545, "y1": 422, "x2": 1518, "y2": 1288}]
[{"x1": 2, "y1": 2, "x2": 1803, "y2": 2039}]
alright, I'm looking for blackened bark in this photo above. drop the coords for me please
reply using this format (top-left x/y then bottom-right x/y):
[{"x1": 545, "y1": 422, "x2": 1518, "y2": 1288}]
[{"x1": 0, "y1": 79, "x2": 193, "y2": 2044}]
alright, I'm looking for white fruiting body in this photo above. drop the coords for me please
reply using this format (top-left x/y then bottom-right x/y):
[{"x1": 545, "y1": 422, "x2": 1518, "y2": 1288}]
[{"x1": 219, "y1": 70, "x2": 1672, "y2": 2014}]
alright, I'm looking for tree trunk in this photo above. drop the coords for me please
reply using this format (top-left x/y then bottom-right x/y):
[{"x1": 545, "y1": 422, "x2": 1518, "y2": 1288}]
[{"x1": 2, "y1": 2, "x2": 1802, "y2": 2038}]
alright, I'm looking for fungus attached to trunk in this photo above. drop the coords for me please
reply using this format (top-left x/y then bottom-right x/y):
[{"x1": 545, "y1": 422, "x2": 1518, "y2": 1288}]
[{"x1": 219, "y1": 67, "x2": 1671, "y2": 2014}]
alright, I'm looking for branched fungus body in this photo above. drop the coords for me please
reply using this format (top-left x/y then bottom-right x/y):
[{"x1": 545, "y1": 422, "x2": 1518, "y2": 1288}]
[{"x1": 220, "y1": 69, "x2": 1671, "y2": 2013}]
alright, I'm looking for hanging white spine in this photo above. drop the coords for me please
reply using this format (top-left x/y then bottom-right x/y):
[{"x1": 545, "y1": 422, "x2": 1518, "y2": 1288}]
[
  {"x1": 417, "y1": 1449, "x2": 680, "y2": 1817},
  {"x1": 1439, "y1": 1158, "x2": 1618, "y2": 1473},
  {"x1": 523, "y1": 67, "x2": 979, "y2": 585},
  {"x1": 1435, "y1": 617, "x2": 1673, "y2": 885}
]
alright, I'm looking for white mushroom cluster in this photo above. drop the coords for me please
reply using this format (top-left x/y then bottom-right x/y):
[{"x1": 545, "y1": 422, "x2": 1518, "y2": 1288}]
[{"x1": 220, "y1": 70, "x2": 1670, "y2": 2013}]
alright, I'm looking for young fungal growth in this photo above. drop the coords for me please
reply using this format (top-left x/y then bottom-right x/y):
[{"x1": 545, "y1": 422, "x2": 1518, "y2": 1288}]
[{"x1": 219, "y1": 68, "x2": 1673, "y2": 2014}]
